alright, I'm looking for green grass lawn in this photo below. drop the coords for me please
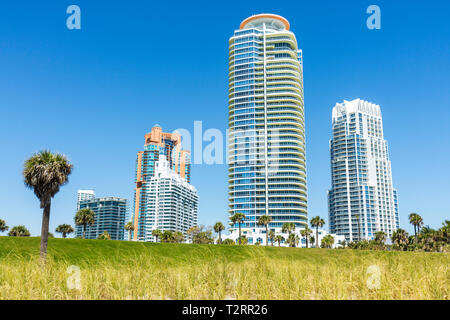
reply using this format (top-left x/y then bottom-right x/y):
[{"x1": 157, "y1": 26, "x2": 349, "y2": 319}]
[{"x1": 0, "y1": 236, "x2": 448, "y2": 300}]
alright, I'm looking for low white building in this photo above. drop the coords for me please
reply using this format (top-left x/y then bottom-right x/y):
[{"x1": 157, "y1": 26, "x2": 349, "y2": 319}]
[{"x1": 219, "y1": 227, "x2": 345, "y2": 248}]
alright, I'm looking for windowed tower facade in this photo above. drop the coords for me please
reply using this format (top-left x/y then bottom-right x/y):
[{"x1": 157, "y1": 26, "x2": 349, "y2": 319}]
[{"x1": 228, "y1": 14, "x2": 307, "y2": 232}]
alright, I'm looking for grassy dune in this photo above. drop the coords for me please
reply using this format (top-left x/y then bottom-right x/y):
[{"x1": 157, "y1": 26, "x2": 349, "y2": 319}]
[{"x1": 0, "y1": 236, "x2": 448, "y2": 300}]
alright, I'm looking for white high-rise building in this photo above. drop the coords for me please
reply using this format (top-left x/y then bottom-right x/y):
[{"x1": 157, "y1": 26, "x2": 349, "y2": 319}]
[
  {"x1": 328, "y1": 99, "x2": 399, "y2": 241},
  {"x1": 228, "y1": 14, "x2": 307, "y2": 233},
  {"x1": 77, "y1": 189, "x2": 95, "y2": 210},
  {"x1": 135, "y1": 154, "x2": 198, "y2": 242}
]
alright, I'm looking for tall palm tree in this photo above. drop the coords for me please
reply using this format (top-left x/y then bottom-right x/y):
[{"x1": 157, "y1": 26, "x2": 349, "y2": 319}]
[
  {"x1": 23, "y1": 150, "x2": 73, "y2": 260},
  {"x1": 124, "y1": 222, "x2": 135, "y2": 241},
  {"x1": 8, "y1": 225, "x2": 30, "y2": 237},
  {"x1": 300, "y1": 226, "x2": 313, "y2": 248},
  {"x1": 213, "y1": 222, "x2": 225, "y2": 244},
  {"x1": 75, "y1": 208, "x2": 95, "y2": 239},
  {"x1": 268, "y1": 230, "x2": 275, "y2": 246},
  {"x1": 230, "y1": 212, "x2": 246, "y2": 245},
  {"x1": 257, "y1": 215, "x2": 272, "y2": 246},
  {"x1": 409, "y1": 213, "x2": 423, "y2": 242},
  {"x1": 310, "y1": 216, "x2": 325, "y2": 248},
  {"x1": 152, "y1": 229, "x2": 162, "y2": 242},
  {"x1": 0, "y1": 219, "x2": 9, "y2": 233},
  {"x1": 55, "y1": 224, "x2": 74, "y2": 238},
  {"x1": 274, "y1": 235, "x2": 284, "y2": 247}
]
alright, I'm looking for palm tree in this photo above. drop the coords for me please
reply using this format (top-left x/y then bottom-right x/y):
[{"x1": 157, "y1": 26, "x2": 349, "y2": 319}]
[
  {"x1": 409, "y1": 213, "x2": 424, "y2": 242},
  {"x1": 310, "y1": 216, "x2": 325, "y2": 248},
  {"x1": 257, "y1": 215, "x2": 272, "y2": 246},
  {"x1": 173, "y1": 231, "x2": 184, "y2": 243},
  {"x1": 98, "y1": 230, "x2": 111, "y2": 240},
  {"x1": 230, "y1": 212, "x2": 246, "y2": 245},
  {"x1": 0, "y1": 219, "x2": 9, "y2": 233},
  {"x1": 374, "y1": 231, "x2": 387, "y2": 249},
  {"x1": 152, "y1": 229, "x2": 162, "y2": 242},
  {"x1": 440, "y1": 220, "x2": 450, "y2": 244},
  {"x1": 287, "y1": 233, "x2": 299, "y2": 247},
  {"x1": 392, "y1": 228, "x2": 409, "y2": 250},
  {"x1": 268, "y1": 230, "x2": 275, "y2": 246},
  {"x1": 223, "y1": 238, "x2": 235, "y2": 245},
  {"x1": 55, "y1": 224, "x2": 74, "y2": 238},
  {"x1": 282, "y1": 222, "x2": 295, "y2": 236},
  {"x1": 300, "y1": 226, "x2": 313, "y2": 248},
  {"x1": 124, "y1": 222, "x2": 135, "y2": 241},
  {"x1": 213, "y1": 222, "x2": 225, "y2": 244},
  {"x1": 8, "y1": 225, "x2": 30, "y2": 237},
  {"x1": 23, "y1": 150, "x2": 73, "y2": 260},
  {"x1": 321, "y1": 234, "x2": 334, "y2": 248},
  {"x1": 274, "y1": 235, "x2": 284, "y2": 247},
  {"x1": 75, "y1": 208, "x2": 95, "y2": 239}
]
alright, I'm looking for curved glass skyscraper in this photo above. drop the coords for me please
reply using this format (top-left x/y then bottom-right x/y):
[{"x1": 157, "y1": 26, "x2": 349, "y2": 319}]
[{"x1": 228, "y1": 14, "x2": 307, "y2": 233}]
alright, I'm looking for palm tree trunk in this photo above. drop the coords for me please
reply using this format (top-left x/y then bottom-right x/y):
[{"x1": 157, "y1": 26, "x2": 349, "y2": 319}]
[
  {"x1": 306, "y1": 237, "x2": 308, "y2": 248},
  {"x1": 238, "y1": 223, "x2": 242, "y2": 245},
  {"x1": 265, "y1": 225, "x2": 268, "y2": 246},
  {"x1": 219, "y1": 231, "x2": 222, "y2": 244},
  {"x1": 63, "y1": 232, "x2": 66, "y2": 238},
  {"x1": 128, "y1": 230, "x2": 131, "y2": 241},
  {"x1": 414, "y1": 225, "x2": 417, "y2": 242},
  {"x1": 83, "y1": 224, "x2": 86, "y2": 239},
  {"x1": 40, "y1": 199, "x2": 51, "y2": 261},
  {"x1": 316, "y1": 227, "x2": 319, "y2": 248}
]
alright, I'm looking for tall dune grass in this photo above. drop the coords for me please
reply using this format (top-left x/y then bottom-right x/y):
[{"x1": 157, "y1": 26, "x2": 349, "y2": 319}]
[{"x1": 0, "y1": 237, "x2": 448, "y2": 299}]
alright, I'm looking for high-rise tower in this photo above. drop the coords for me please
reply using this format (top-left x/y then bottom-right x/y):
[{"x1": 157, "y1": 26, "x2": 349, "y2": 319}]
[
  {"x1": 328, "y1": 99, "x2": 399, "y2": 241},
  {"x1": 228, "y1": 14, "x2": 307, "y2": 234},
  {"x1": 132, "y1": 125, "x2": 195, "y2": 241}
]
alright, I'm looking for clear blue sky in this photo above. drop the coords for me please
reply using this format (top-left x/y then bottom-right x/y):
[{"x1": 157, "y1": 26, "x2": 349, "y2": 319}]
[{"x1": 0, "y1": 0, "x2": 449, "y2": 237}]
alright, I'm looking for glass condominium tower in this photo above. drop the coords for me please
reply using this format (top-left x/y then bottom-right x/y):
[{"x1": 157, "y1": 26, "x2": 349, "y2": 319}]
[
  {"x1": 328, "y1": 99, "x2": 399, "y2": 242},
  {"x1": 228, "y1": 14, "x2": 307, "y2": 231}
]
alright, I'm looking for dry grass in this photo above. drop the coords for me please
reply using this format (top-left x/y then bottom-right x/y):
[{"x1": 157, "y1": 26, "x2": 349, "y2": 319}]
[{"x1": 0, "y1": 237, "x2": 448, "y2": 300}]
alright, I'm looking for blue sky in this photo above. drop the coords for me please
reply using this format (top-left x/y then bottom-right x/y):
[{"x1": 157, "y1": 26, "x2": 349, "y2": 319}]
[{"x1": 0, "y1": 0, "x2": 449, "y2": 237}]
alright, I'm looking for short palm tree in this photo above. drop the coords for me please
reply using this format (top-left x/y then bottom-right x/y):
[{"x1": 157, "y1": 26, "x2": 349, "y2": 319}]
[
  {"x1": 173, "y1": 231, "x2": 184, "y2": 243},
  {"x1": 374, "y1": 231, "x2": 387, "y2": 248},
  {"x1": 213, "y1": 222, "x2": 225, "y2": 244},
  {"x1": 409, "y1": 213, "x2": 423, "y2": 242},
  {"x1": 274, "y1": 235, "x2": 284, "y2": 247},
  {"x1": 282, "y1": 222, "x2": 295, "y2": 236},
  {"x1": 75, "y1": 208, "x2": 95, "y2": 239},
  {"x1": 268, "y1": 230, "x2": 275, "y2": 246},
  {"x1": 392, "y1": 228, "x2": 409, "y2": 250},
  {"x1": 300, "y1": 226, "x2": 313, "y2": 248},
  {"x1": 257, "y1": 215, "x2": 272, "y2": 246},
  {"x1": 8, "y1": 225, "x2": 30, "y2": 237},
  {"x1": 310, "y1": 216, "x2": 325, "y2": 248},
  {"x1": 230, "y1": 212, "x2": 246, "y2": 245},
  {"x1": 287, "y1": 233, "x2": 299, "y2": 247},
  {"x1": 0, "y1": 219, "x2": 9, "y2": 233},
  {"x1": 23, "y1": 150, "x2": 73, "y2": 260},
  {"x1": 321, "y1": 234, "x2": 334, "y2": 248},
  {"x1": 152, "y1": 229, "x2": 162, "y2": 242},
  {"x1": 124, "y1": 222, "x2": 135, "y2": 241},
  {"x1": 55, "y1": 224, "x2": 74, "y2": 238},
  {"x1": 98, "y1": 230, "x2": 111, "y2": 240}
]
